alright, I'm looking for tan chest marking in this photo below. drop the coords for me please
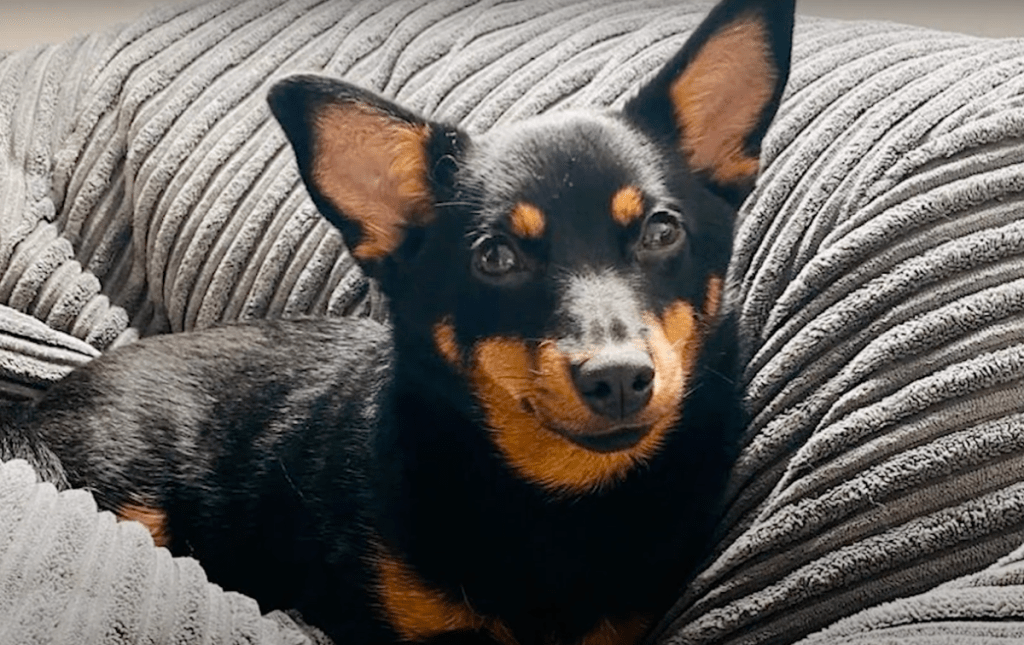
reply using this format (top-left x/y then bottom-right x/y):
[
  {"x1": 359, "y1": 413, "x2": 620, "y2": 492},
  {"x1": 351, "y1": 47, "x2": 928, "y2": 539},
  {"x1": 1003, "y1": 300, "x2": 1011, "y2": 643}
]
[
  {"x1": 580, "y1": 616, "x2": 650, "y2": 645},
  {"x1": 372, "y1": 545, "x2": 648, "y2": 645},
  {"x1": 373, "y1": 543, "x2": 515, "y2": 644}
]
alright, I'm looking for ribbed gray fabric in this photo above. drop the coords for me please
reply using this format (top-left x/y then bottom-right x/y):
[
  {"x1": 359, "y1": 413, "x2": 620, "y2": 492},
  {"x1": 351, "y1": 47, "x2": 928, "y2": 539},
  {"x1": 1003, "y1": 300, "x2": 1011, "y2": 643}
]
[
  {"x1": 0, "y1": 458, "x2": 329, "y2": 644},
  {"x1": 799, "y1": 542, "x2": 1024, "y2": 645},
  {"x1": 659, "y1": 17, "x2": 1024, "y2": 645},
  {"x1": 2, "y1": 1, "x2": 1024, "y2": 644},
  {"x1": 0, "y1": 305, "x2": 97, "y2": 400}
]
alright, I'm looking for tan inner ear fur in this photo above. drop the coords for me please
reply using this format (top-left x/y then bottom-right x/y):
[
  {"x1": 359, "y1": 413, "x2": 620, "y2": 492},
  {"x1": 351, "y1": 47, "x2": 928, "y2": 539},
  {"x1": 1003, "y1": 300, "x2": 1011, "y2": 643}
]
[
  {"x1": 670, "y1": 18, "x2": 776, "y2": 186},
  {"x1": 312, "y1": 103, "x2": 433, "y2": 260}
]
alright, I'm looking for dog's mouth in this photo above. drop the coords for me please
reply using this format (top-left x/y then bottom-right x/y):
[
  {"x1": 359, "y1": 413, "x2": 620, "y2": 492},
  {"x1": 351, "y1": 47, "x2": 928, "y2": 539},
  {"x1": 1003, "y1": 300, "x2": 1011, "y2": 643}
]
[
  {"x1": 522, "y1": 398, "x2": 653, "y2": 453},
  {"x1": 557, "y1": 425, "x2": 652, "y2": 453}
]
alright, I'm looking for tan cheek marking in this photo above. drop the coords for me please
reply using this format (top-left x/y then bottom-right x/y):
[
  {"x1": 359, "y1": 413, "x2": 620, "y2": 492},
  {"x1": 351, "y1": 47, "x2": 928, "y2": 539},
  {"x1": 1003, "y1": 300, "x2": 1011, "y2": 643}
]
[
  {"x1": 473, "y1": 338, "x2": 626, "y2": 496},
  {"x1": 581, "y1": 615, "x2": 651, "y2": 645},
  {"x1": 313, "y1": 103, "x2": 433, "y2": 260},
  {"x1": 473, "y1": 338, "x2": 535, "y2": 402},
  {"x1": 433, "y1": 320, "x2": 462, "y2": 368},
  {"x1": 703, "y1": 275, "x2": 723, "y2": 320},
  {"x1": 372, "y1": 542, "x2": 514, "y2": 644},
  {"x1": 638, "y1": 312, "x2": 687, "y2": 442},
  {"x1": 510, "y1": 202, "x2": 546, "y2": 239},
  {"x1": 662, "y1": 300, "x2": 700, "y2": 354},
  {"x1": 611, "y1": 186, "x2": 645, "y2": 226},
  {"x1": 669, "y1": 20, "x2": 775, "y2": 186},
  {"x1": 634, "y1": 301, "x2": 706, "y2": 451},
  {"x1": 473, "y1": 338, "x2": 681, "y2": 497},
  {"x1": 117, "y1": 503, "x2": 170, "y2": 548}
]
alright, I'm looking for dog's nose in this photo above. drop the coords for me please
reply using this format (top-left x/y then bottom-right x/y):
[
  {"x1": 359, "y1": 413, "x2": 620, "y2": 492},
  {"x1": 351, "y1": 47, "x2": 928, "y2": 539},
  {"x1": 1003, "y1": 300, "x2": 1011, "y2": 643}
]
[{"x1": 573, "y1": 348, "x2": 655, "y2": 420}]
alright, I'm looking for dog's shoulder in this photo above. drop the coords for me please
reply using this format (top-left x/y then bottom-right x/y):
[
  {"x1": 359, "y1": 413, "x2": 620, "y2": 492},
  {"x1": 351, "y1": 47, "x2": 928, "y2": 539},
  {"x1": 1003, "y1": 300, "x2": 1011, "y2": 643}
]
[{"x1": 70, "y1": 316, "x2": 389, "y2": 387}]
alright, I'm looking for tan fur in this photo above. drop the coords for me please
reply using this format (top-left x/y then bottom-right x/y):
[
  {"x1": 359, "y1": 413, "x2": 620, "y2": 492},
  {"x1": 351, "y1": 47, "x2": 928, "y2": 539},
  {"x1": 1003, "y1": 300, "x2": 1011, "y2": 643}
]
[
  {"x1": 610, "y1": 186, "x2": 645, "y2": 226},
  {"x1": 372, "y1": 542, "x2": 515, "y2": 644},
  {"x1": 580, "y1": 616, "x2": 651, "y2": 645},
  {"x1": 117, "y1": 503, "x2": 170, "y2": 548},
  {"x1": 433, "y1": 320, "x2": 462, "y2": 368},
  {"x1": 510, "y1": 202, "x2": 546, "y2": 239},
  {"x1": 312, "y1": 103, "x2": 433, "y2": 259},
  {"x1": 670, "y1": 19, "x2": 775, "y2": 186},
  {"x1": 470, "y1": 307, "x2": 700, "y2": 496}
]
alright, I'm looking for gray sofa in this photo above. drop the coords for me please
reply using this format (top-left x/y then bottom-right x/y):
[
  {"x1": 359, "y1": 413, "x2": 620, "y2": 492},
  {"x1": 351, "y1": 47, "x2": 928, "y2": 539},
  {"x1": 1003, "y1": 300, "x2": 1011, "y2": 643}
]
[{"x1": 3, "y1": 1, "x2": 1024, "y2": 643}]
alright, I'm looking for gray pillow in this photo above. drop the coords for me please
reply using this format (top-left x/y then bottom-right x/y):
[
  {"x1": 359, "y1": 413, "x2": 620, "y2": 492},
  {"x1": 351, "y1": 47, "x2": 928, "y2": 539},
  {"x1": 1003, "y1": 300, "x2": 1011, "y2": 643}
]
[{"x1": 2, "y1": 1, "x2": 1024, "y2": 643}]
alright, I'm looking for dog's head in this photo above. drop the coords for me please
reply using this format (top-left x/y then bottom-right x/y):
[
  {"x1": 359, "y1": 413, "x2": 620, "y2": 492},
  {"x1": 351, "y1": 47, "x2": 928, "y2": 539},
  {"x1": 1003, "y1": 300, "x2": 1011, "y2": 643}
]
[{"x1": 269, "y1": 0, "x2": 793, "y2": 496}]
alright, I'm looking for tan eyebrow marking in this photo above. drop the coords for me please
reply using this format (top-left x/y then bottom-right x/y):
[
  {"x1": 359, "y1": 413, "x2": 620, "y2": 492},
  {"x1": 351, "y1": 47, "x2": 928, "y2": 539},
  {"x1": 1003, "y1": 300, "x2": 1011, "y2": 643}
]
[
  {"x1": 510, "y1": 202, "x2": 546, "y2": 239},
  {"x1": 611, "y1": 186, "x2": 645, "y2": 226}
]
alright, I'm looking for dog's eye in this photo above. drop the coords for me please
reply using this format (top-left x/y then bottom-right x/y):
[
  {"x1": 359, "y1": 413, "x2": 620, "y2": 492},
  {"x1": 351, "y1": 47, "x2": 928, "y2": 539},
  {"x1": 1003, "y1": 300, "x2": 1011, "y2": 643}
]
[
  {"x1": 475, "y1": 238, "x2": 522, "y2": 277},
  {"x1": 641, "y1": 211, "x2": 684, "y2": 251}
]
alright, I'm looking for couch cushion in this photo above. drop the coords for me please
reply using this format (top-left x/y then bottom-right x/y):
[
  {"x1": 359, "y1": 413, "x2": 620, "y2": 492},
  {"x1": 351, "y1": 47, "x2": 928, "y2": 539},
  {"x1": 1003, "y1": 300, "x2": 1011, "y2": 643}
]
[{"x1": 2, "y1": 1, "x2": 1024, "y2": 643}]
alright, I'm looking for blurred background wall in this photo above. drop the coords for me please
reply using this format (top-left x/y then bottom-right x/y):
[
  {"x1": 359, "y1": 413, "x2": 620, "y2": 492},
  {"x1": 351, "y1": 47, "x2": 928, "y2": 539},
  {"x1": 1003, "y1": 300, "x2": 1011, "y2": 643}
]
[{"x1": 1, "y1": 0, "x2": 1021, "y2": 52}]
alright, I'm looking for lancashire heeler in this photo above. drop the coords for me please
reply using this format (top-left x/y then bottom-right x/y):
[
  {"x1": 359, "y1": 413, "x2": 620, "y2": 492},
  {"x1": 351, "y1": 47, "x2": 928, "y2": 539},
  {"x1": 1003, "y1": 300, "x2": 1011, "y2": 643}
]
[{"x1": 2, "y1": 0, "x2": 794, "y2": 643}]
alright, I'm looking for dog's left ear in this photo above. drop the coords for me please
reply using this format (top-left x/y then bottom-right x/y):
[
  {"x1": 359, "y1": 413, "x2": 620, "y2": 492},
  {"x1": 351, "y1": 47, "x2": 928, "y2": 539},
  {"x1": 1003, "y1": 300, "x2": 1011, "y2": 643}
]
[
  {"x1": 268, "y1": 75, "x2": 464, "y2": 267},
  {"x1": 624, "y1": 0, "x2": 794, "y2": 205}
]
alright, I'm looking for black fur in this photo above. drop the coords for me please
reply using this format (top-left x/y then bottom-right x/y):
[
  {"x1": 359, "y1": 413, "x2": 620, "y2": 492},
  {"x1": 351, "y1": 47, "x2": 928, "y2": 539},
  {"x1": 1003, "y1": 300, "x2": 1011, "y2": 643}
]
[{"x1": 1, "y1": 1, "x2": 794, "y2": 643}]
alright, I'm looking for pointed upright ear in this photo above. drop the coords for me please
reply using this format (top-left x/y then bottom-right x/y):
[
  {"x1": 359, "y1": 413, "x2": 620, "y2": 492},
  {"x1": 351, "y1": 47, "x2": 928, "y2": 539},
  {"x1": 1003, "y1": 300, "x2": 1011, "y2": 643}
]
[
  {"x1": 268, "y1": 75, "x2": 464, "y2": 265},
  {"x1": 624, "y1": 0, "x2": 794, "y2": 205}
]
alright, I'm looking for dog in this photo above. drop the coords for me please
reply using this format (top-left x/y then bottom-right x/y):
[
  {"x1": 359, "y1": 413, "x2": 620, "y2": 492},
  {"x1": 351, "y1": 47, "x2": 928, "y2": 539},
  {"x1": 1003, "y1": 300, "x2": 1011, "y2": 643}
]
[{"x1": 1, "y1": 0, "x2": 794, "y2": 643}]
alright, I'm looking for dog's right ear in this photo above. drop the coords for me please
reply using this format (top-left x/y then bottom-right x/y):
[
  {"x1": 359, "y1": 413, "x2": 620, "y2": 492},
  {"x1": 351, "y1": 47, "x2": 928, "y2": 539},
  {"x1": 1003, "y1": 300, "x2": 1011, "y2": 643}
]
[
  {"x1": 268, "y1": 76, "x2": 464, "y2": 266},
  {"x1": 623, "y1": 0, "x2": 794, "y2": 206}
]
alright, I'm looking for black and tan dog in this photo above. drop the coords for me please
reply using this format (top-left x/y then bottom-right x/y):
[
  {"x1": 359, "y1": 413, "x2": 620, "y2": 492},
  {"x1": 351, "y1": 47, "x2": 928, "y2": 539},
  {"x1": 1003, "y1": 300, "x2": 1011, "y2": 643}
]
[{"x1": 2, "y1": 0, "x2": 794, "y2": 643}]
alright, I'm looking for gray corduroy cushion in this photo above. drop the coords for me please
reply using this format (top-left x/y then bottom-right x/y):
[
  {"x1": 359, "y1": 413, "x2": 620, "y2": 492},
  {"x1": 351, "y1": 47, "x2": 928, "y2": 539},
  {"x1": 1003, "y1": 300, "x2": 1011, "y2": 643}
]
[{"x1": 2, "y1": 1, "x2": 1024, "y2": 643}]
